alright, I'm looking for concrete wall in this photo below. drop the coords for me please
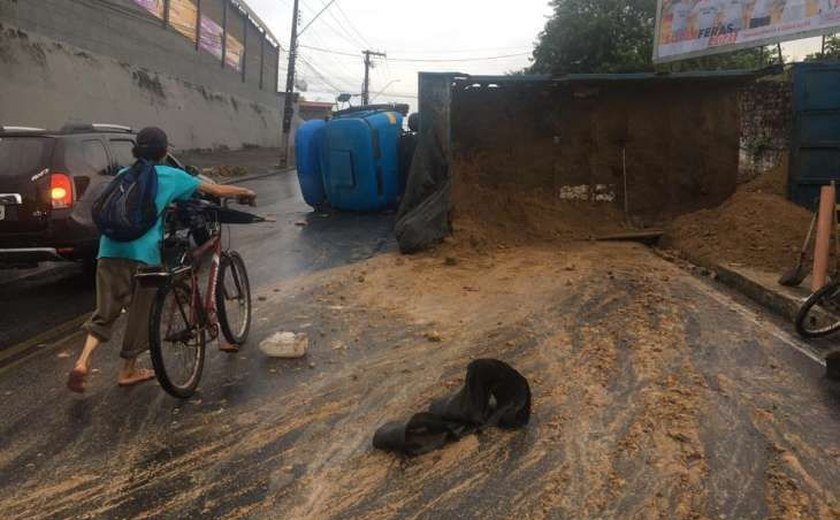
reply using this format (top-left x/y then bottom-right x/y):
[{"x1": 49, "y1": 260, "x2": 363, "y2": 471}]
[
  {"x1": 450, "y1": 79, "x2": 742, "y2": 221},
  {"x1": 0, "y1": 0, "x2": 286, "y2": 150},
  {"x1": 0, "y1": 0, "x2": 279, "y2": 106},
  {"x1": 0, "y1": 23, "x2": 282, "y2": 150},
  {"x1": 245, "y1": 20, "x2": 261, "y2": 87}
]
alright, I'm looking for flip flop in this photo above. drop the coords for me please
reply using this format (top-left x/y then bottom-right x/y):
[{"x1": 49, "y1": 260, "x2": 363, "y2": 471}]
[
  {"x1": 117, "y1": 368, "x2": 156, "y2": 388},
  {"x1": 67, "y1": 368, "x2": 87, "y2": 393}
]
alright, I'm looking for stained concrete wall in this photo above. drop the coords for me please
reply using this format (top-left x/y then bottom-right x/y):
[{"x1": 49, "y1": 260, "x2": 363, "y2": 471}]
[
  {"x1": 245, "y1": 21, "x2": 262, "y2": 87},
  {"x1": 450, "y1": 79, "x2": 743, "y2": 221},
  {"x1": 0, "y1": 24, "x2": 282, "y2": 150},
  {"x1": 0, "y1": 0, "x2": 278, "y2": 104},
  {"x1": 0, "y1": 0, "x2": 285, "y2": 149}
]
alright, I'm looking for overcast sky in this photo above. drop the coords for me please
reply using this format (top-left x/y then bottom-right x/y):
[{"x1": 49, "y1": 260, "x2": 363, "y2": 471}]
[
  {"x1": 246, "y1": 0, "x2": 822, "y2": 111},
  {"x1": 246, "y1": 0, "x2": 553, "y2": 109}
]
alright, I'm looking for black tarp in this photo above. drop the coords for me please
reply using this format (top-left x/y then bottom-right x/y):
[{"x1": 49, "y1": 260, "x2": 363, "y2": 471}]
[{"x1": 394, "y1": 129, "x2": 451, "y2": 253}]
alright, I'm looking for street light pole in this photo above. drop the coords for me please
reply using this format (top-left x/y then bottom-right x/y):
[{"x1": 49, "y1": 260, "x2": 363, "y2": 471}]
[{"x1": 362, "y1": 50, "x2": 386, "y2": 106}]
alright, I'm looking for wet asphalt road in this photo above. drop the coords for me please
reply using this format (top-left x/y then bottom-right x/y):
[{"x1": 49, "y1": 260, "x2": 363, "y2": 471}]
[
  {"x1": 0, "y1": 241, "x2": 839, "y2": 519},
  {"x1": 0, "y1": 172, "x2": 395, "y2": 352}
]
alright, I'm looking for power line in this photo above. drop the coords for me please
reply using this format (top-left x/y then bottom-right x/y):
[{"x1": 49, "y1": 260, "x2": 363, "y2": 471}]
[
  {"x1": 300, "y1": 1, "x2": 365, "y2": 50},
  {"x1": 334, "y1": 1, "x2": 372, "y2": 48},
  {"x1": 298, "y1": 55, "x2": 345, "y2": 93},
  {"x1": 298, "y1": 0, "x2": 338, "y2": 36},
  {"x1": 299, "y1": 53, "x2": 360, "y2": 91},
  {"x1": 300, "y1": 44, "x2": 358, "y2": 57},
  {"x1": 298, "y1": 28, "x2": 361, "y2": 82},
  {"x1": 388, "y1": 52, "x2": 530, "y2": 63},
  {"x1": 299, "y1": 45, "x2": 530, "y2": 62},
  {"x1": 375, "y1": 92, "x2": 418, "y2": 100}
]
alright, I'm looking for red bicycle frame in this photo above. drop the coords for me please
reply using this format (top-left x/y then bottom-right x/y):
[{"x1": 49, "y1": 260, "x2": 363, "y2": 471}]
[{"x1": 184, "y1": 232, "x2": 223, "y2": 338}]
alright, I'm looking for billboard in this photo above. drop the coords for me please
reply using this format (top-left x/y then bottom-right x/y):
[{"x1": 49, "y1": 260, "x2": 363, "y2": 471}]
[
  {"x1": 133, "y1": 0, "x2": 164, "y2": 19},
  {"x1": 199, "y1": 15, "x2": 224, "y2": 61},
  {"x1": 654, "y1": 0, "x2": 840, "y2": 63},
  {"x1": 225, "y1": 34, "x2": 245, "y2": 72},
  {"x1": 169, "y1": 0, "x2": 198, "y2": 43}
]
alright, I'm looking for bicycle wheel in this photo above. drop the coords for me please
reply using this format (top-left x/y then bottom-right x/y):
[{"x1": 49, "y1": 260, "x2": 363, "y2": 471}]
[
  {"x1": 216, "y1": 251, "x2": 252, "y2": 345},
  {"x1": 150, "y1": 281, "x2": 206, "y2": 398},
  {"x1": 796, "y1": 280, "x2": 840, "y2": 339}
]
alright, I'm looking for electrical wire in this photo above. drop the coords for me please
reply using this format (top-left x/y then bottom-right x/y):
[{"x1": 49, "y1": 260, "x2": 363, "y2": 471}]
[
  {"x1": 299, "y1": 45, "x2": 530, "y2": 62},
  {"x1": 298, "y1": 51, "x2": 359, "y2": 91},
  {"x1": 297, "y1": 55, "x2": 345, "y2": 93},
  {"x1": 334, "y1": 0, "x2": 372, "y2": 49},
  {"x1": 299, "y1": 1, "x2": 365, "y2": 50},
  {"x1": 298, "y1": 24, "x2": 362, "y2": 82}
]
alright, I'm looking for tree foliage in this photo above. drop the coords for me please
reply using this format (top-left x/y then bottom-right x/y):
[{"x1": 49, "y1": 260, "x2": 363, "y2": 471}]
[
  {"x1": 529, "y1": 0, "x2": 769, "y2": 75},
  {"x1": 805, "y1": 35, "x2": 840, "y2": 61}
]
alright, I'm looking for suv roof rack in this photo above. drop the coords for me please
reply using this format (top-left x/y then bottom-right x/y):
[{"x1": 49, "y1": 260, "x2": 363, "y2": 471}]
[
  {"x1": 0, "y1": 126, "x2": 47, "y2": 133},
  {"x1": 59, "y1": 123, "x2": 134, "y2": 134},
  {"x1": 92, "y1": 123, "x2": 133, "y2": 133}
]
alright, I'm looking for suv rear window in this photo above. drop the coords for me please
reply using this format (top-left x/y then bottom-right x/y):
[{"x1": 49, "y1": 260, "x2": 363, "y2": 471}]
[
  {"x1": 64, "y1": 139, "x2": 109, "y2": 176},
  {"x1": 0, "y1": 137, "x2": 52, "y2": 178},
  {"x1": 110, "y1": 139, "x2": 136, "y2": 171}
]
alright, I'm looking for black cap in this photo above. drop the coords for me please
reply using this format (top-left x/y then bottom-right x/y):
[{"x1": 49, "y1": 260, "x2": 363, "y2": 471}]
[{"x1": 133, "y1": 126, "x2": 168, "y2": 160}]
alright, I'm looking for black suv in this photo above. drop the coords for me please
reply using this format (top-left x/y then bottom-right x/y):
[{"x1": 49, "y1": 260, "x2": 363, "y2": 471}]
[{"x1": 0, "y1": 124, "x2": 201, "y2": 269}]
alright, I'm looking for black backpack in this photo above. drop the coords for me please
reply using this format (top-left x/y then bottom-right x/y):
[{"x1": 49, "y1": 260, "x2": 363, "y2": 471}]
[{"x1": 92, "y1": 159, "x2": 159, "y2": 242}]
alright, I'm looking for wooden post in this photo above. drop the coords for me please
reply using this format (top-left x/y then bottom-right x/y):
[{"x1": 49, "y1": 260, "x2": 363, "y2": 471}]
[{"x1": 812, "y1": 183, "x2": 836, "y2": 291}]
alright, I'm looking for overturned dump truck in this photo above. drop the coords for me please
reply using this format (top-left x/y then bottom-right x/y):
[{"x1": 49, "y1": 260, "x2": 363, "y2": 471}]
[{"x1": 295, "y1": 104, "x2": 418, "y2": 212}]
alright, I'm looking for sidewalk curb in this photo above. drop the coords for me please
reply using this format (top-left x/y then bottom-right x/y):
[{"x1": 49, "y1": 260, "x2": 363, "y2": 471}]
[
  {"x1": 653, "y1": 249, "x2": 804, "y2": 323},
  {"x1": 219, "y1": 167, "x2": 295, "y2": 185},
  {"x1": 712, "y1": 264, "x2": 803, "y2": 324}
]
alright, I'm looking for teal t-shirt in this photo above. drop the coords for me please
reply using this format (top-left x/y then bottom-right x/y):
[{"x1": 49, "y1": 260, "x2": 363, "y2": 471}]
[{"x1": 98, "y1": 165, "x2": 201, "y2": 266}]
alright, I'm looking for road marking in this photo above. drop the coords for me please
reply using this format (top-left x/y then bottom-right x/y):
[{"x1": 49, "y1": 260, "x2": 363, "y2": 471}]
[
  {"x1": 685, "y1": 274, "x2": 826, "y2": 366},
  {"x1": 0, "y1": 314, "x2": 88, "y2": 373}
]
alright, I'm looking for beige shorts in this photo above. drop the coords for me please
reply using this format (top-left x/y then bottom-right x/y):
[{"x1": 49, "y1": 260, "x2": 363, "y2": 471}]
[{"x1": 82, "y1": 258, "x2": 157, "y2": 359}]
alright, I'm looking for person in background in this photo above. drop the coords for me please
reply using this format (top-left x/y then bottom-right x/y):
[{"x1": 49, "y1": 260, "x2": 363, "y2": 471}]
[{"x1": 67, "y1": 127, "x2": 256, "y2": 393}]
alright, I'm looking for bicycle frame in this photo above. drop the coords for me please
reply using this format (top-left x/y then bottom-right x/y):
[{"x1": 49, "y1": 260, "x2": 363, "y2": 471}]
[{"x1": 185, "y1": 233, "x2": 222, "y2": 337}]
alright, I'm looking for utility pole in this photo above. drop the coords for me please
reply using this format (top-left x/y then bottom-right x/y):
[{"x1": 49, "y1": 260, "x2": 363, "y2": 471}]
[
  {"x1": 362, "y1": 50, "x2": 386, "y2": 106},
  {"x1": 281, "y1": 0, "x2": 300, "y2": 167}
]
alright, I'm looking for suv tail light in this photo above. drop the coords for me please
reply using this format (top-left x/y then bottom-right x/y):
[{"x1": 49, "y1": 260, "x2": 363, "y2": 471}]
[{"x1": 50, "y1": 172, "x2": 74, "y2": 209}]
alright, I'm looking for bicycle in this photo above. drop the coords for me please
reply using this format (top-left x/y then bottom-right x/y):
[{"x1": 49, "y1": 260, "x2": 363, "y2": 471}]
[
  {"x1": 795, "y1": 278, "x2": 840, "y2": 339},
  {"x1": 136, "y1": 197, "x2": 256, "y2": 398}
]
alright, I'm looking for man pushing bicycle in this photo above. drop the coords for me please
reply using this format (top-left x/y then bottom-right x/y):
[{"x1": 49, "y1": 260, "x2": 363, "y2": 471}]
[{"x1": 67, "y1": 127, "x2": 255, "y2": 393}]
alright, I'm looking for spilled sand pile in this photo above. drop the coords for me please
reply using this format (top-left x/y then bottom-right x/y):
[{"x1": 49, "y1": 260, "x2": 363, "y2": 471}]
[
  {"x1": 664, "y1": 157, "x2": 813, "y2": 273},
  {"x1": 450, "y1": 157, "x2": 629, "y2": 250}
]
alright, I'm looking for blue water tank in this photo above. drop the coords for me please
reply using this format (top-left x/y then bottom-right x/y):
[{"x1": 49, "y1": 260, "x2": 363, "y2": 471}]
[
  {"x1": 295, "y1": 119, "x2": 327, "y2": 209},
  {"x1": 321, "y1": 110, "x2": 404, "y2": 212}
]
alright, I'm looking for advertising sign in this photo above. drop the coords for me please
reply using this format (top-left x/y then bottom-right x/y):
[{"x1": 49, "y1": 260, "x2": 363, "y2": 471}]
[
  {"x1": 199, "y1": 15, "x2": 224, "y2": 61},
  {"x1": 225, "y1": 34, "x2": 245, "y2": 72},
  {"x1": 133, "y1": 0, "x2": 164, "y2": 19},
  {"x1": 655, "y1": 0, "x2": 840, "y2": 63},
  {"x1": 169, "y1": 0, "x2": 198, "y2": 43}
]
